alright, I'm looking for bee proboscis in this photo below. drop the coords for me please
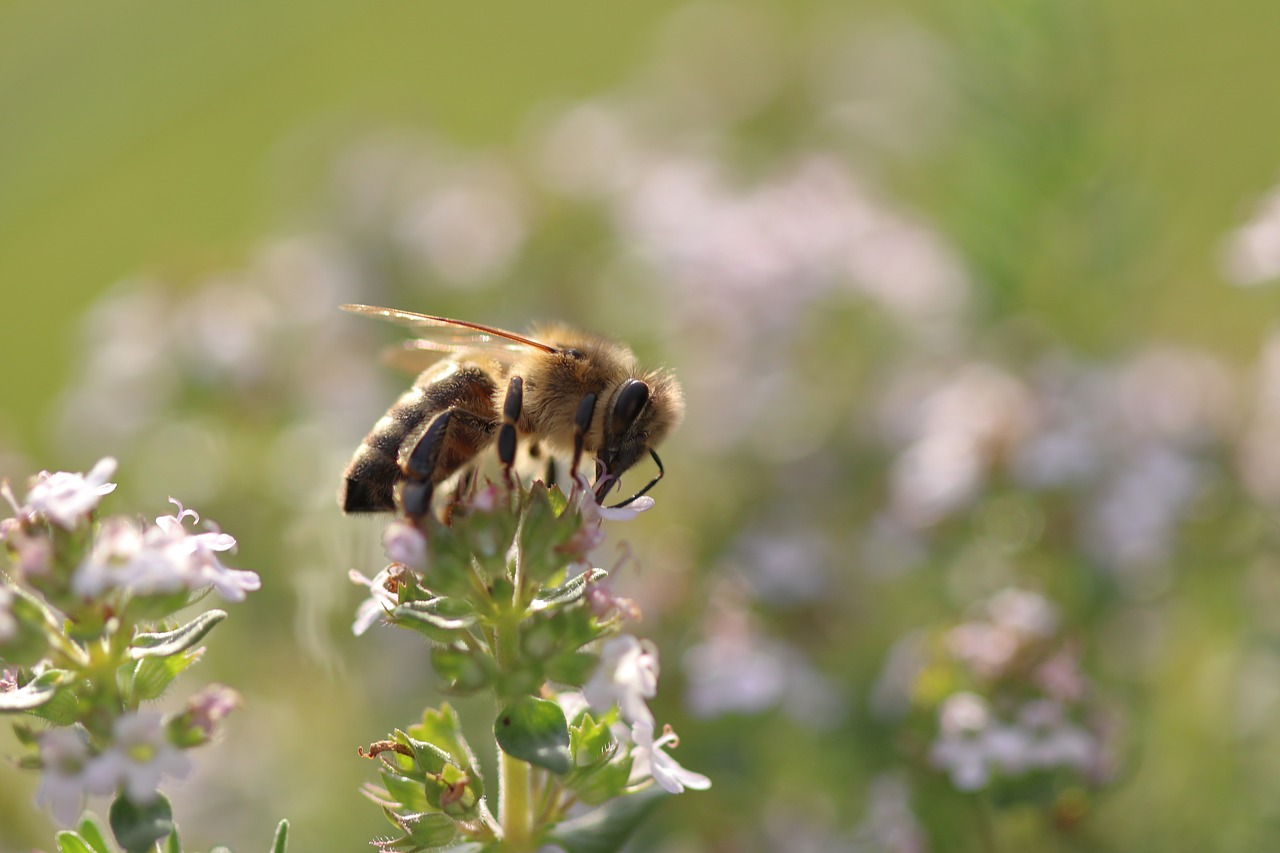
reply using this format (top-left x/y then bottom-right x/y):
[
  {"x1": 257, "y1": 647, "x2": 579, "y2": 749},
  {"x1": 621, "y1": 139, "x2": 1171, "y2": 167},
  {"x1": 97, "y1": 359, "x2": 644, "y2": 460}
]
[{"x1": 339, "y1": 304, "x2": 684, "y2": 519}]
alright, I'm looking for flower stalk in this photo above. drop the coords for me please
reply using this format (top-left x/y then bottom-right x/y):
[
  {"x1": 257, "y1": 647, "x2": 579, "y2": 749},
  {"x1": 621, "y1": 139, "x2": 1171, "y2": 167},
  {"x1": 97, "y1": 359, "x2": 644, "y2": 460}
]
[{"x1": 352, "y1": 478, "x2": 710, "y2": 851}]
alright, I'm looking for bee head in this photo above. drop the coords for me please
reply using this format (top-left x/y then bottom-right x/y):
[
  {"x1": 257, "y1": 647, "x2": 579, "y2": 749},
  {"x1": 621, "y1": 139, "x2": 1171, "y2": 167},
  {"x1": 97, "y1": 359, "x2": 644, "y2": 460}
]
[{"x1": 596, "y1": 371, "x2": 684, "y2": 504}]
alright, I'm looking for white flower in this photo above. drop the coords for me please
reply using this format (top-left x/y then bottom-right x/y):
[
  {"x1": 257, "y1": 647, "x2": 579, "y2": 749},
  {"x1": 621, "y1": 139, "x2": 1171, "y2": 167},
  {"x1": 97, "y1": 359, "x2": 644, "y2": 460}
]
[
  {"x1": 85, "y1": 712, "x2": 191, "y2": 804},
  {"x1": 574, "y1": 473, "x2": 655, "y2": 523},
  {"x1": 584, "y1": 634, "x2": 659, "y2": 727},
  {"x1": 34, "y1": 728, "x2": 113, "y2": 827},
  {"x1": 628, "y1": 721, "x2": 711, "y2": 794},
  {"x1": 73, "y1": 502, "x2": 259, "y2": 602},
  {"x1": 348, "y1": 565, "x2": 404, "y2": 636},
  {"x1": 23, "y1": 458, "x2": 118, "y2": 529}
]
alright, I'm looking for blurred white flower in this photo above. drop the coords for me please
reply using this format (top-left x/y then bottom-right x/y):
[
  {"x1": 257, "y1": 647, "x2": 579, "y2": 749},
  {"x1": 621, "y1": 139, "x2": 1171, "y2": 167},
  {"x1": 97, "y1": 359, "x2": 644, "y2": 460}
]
[
  {"x1": 628, "y1": 720, "x2": 711, "y2": 794},
  {"x1": 86, "y1": 712, "x2": 191, "y2": 805},
  {"x1": 1223, "y1": 182, "x2": 1280, "y2": 286},
  {"x1": 35, "y1": 728, "x2": 112, "y2": 827},
  {"x1": 882, "y1": 364, "x2": 1034, "y2": 528},
  {"x1": 21, "y1": 457, "x2": 118, "y2": 529},
  {"x1": 0, "y1": 587, "x2": 16, "y2": 644},
  {"x1": 849, "y1": 773, "x2": 927, "y2": 853},
  {"x1": 930, "y1": 692, "x2": 1099, "y2": 791},
  {"x1": 584, "y1": 634, "x2": 658, "y2": 727},
  {"x1": 1085, "y1": 445, "x2": 1199, "y2": 574},
  {"x1": 683, "y1": 629, "x2": 844, "y2": 726},
  {"x1": 930, "y1": 693, "x2": 1004, "y2": 791},
  {"x1": 396, "y1": 164, "x2": 527, "y2": 287}
]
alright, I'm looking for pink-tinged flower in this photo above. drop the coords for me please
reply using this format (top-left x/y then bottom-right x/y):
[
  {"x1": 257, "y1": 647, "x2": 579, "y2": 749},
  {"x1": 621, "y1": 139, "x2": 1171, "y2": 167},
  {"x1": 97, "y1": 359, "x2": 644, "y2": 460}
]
[
  {"x1": 628, "y1": 721, "x2": 711, "y2": 794},
  {"x1": 181, "y1": 684, "x2": 242, "y2": 740},
  {"x1": 348, "y1": 565, "x2": 405, "y2": 636},
  {"x1": 382, "y1": 520, "x2": 427, "y2": 569},
  {"x1": 584, "y1": 634, "x2": 659, "y2": 727},
  {"x1": 21, "y1": 458, "x2": 118, "y2": 529},
  {"x1": 85, "y1": 712, "x2": 191, "y2": 805},
  {"x1": 0, "y1": 667, "x2": 16, "y2": 692},
  {"x1": 34, "y1": 728, "x2": 112, "y2": 827},
  {"x1": 945, "y1": 588, "x2": 1059, "y2": 680},
  {"x1": 73, "y1": 502, "x2": 259, "y2": 602}
]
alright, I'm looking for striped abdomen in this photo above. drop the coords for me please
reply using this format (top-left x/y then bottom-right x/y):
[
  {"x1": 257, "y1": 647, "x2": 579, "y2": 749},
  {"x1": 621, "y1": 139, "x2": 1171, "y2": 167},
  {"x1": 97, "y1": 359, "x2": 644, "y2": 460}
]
[{"x1": 340, "y1": 361, "x2": 500, "y2": 513}]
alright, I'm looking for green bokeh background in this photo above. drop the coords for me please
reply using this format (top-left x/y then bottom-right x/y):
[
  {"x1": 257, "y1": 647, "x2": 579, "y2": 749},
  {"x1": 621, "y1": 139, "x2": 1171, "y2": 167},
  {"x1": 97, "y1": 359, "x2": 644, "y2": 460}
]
[
  {"x1": 4, "y1": 0, "x2": 1280, "y2": 851},
  {"x1": 4, "y1": 0, "x2": 1280, "y2": 440}
]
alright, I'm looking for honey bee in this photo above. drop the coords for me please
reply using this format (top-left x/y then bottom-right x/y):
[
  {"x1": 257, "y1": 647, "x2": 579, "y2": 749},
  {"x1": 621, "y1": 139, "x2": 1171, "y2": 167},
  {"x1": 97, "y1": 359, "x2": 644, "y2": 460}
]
[{"x1": 339, "y1": 304, "x2": 684, "y2": 519}]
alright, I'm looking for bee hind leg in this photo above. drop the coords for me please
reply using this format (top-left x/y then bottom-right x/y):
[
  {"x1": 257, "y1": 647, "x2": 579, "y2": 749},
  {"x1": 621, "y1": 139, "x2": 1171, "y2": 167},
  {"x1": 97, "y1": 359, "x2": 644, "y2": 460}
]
[{"x1": 398, "y1": 408, "x2": 496, "y2": 521}]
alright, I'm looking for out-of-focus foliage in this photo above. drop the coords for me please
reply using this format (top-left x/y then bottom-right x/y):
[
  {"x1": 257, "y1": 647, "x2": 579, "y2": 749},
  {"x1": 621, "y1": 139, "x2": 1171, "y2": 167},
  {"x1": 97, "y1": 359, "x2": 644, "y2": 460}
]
[{"x1": 5, "y1": 0, "x2": 1280, "y2": 850}]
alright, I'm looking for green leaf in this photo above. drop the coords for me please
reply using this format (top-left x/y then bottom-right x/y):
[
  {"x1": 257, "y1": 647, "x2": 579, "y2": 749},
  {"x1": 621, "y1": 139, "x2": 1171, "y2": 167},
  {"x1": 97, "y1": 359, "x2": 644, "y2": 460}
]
[
  {"x1": 0, "y1": 667, "x2": 69, "y2": 712},
  {"x1": 29, "y1": 678, "x2": 83, "y2": 726},
  {"x1": 519, "y1": 482, "x2": 581, "y2": 585},
  {"x1": 494, "y1": 696, "x2": 571, "y2": 775},
  {"x1": 76, "y1": 815, "x2": 113, "y2": 853},
  {"x1": 0, "y1": 589, "x2": 52, "y2": 664},
  {"x1": 54, "y1": 833, "x2": 96, "y2": 853},
  {"x1": 270, "y1": 818, "x2": 290, "y2": 853},
  {"x1": 547, "y1": 786, "x2": 667, "y2": 853},
  {"x1": 380, "y1": 769, "x2": 432, "y2": 813},
  {"x1": 131, "y1": 648, "x2": 203, "y2": 701},
  {"x1": 109, "y1": 792, "x2": 174, "y2": 853},
  {"x1": 376, "y1": 811, "x2": 458, "y2": 851},
  {"x1": 431, "y1": 647, "x2": 495, "y2": 693},
  {"x1": 531, "y1": 569, "x2": 608, "y2": 612},
  {"x1": 569, "y1": 712, "x2": 617, "y2": 772},
  {"x1": 570, "y1": 754, "x2": 635, "y2": 806},
  {"x1": 401, "y1": 812, "x2": 457, "y2": 847},
  {"x1": 407, "y1": 704, "x2": 484, "y2": 801},
  {"x1": 164, "y1": 825, "x2": 181, "y2": 853},
  {"x1": 128, "y1": 610, "x2": 226, "y2": 660},
  {"x1": 546, "y1": 484, "x2": 570, "y2": 516},
  {"x1": 393, "y1": 597, "x2": 477, "y2": 643},
  {"x1": 546, "y1": 651, "x2": 600, "y2": 686}
]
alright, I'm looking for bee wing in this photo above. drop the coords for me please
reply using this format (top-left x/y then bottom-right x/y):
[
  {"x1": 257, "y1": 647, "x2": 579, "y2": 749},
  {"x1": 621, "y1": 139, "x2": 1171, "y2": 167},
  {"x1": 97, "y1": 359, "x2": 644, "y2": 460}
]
[{"x1": 342, "y1": 304, "x2": 559, "y2": 371}]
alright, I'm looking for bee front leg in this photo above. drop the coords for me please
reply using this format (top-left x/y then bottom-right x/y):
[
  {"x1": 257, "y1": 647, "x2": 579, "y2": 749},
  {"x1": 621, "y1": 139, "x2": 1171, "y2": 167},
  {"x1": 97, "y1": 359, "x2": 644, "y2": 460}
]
[{"x1": 571, "y1": 393, "x2": 597, "y2": 480}]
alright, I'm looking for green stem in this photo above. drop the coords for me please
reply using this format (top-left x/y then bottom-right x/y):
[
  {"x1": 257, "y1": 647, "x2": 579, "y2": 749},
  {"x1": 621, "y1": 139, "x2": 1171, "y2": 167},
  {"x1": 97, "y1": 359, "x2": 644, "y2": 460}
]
[
  {"x1": 495, "y1": 616, "x2": 532, "y2": 851},
  {"x1": 976, "y1": 793, "x2": 1000, "y2": 853}
]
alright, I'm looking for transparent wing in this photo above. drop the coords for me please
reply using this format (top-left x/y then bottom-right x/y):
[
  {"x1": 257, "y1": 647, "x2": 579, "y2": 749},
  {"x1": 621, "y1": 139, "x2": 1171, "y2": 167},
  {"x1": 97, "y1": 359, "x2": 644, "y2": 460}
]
[{"x1": 342, "y1": 304, "x2": 559, "y2": 368}]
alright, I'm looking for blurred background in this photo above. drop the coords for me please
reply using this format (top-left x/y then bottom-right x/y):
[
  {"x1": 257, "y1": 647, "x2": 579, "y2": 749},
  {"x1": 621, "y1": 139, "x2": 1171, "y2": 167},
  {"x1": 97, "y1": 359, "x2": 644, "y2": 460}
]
[{"x1": 4, "y1": 0, "x2": 1280, "y2": 849}]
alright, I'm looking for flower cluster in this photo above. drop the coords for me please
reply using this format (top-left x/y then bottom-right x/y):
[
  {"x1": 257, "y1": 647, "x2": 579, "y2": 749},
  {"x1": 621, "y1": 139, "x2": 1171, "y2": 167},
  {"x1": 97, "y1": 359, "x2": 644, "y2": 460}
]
[
  {"x1": 873, "y1": 587, "x2": 1112, "y2": 813},
  {"x1": 0, "y1": 459, "x2": 280, "y2": 852},
  {"x1": 352, "y1": 479, "x2": 708, "y2": 851}
]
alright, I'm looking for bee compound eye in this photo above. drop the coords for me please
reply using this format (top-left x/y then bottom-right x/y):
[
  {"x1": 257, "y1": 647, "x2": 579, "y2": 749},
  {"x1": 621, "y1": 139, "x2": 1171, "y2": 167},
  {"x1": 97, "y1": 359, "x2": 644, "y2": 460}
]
[{"x1": 612, "y1": 379, "x2": 650, "y2": 429}]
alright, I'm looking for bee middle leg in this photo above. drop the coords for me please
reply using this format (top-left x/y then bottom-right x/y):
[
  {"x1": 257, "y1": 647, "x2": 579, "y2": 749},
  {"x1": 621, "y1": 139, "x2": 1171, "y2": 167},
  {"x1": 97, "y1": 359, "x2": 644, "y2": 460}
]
[
  {"x1": 497, "y1": 376, "x2": 523, "y2": 485},
  {"x1": 399, "y1": 408, "x2": 496, "y2": 520}
]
